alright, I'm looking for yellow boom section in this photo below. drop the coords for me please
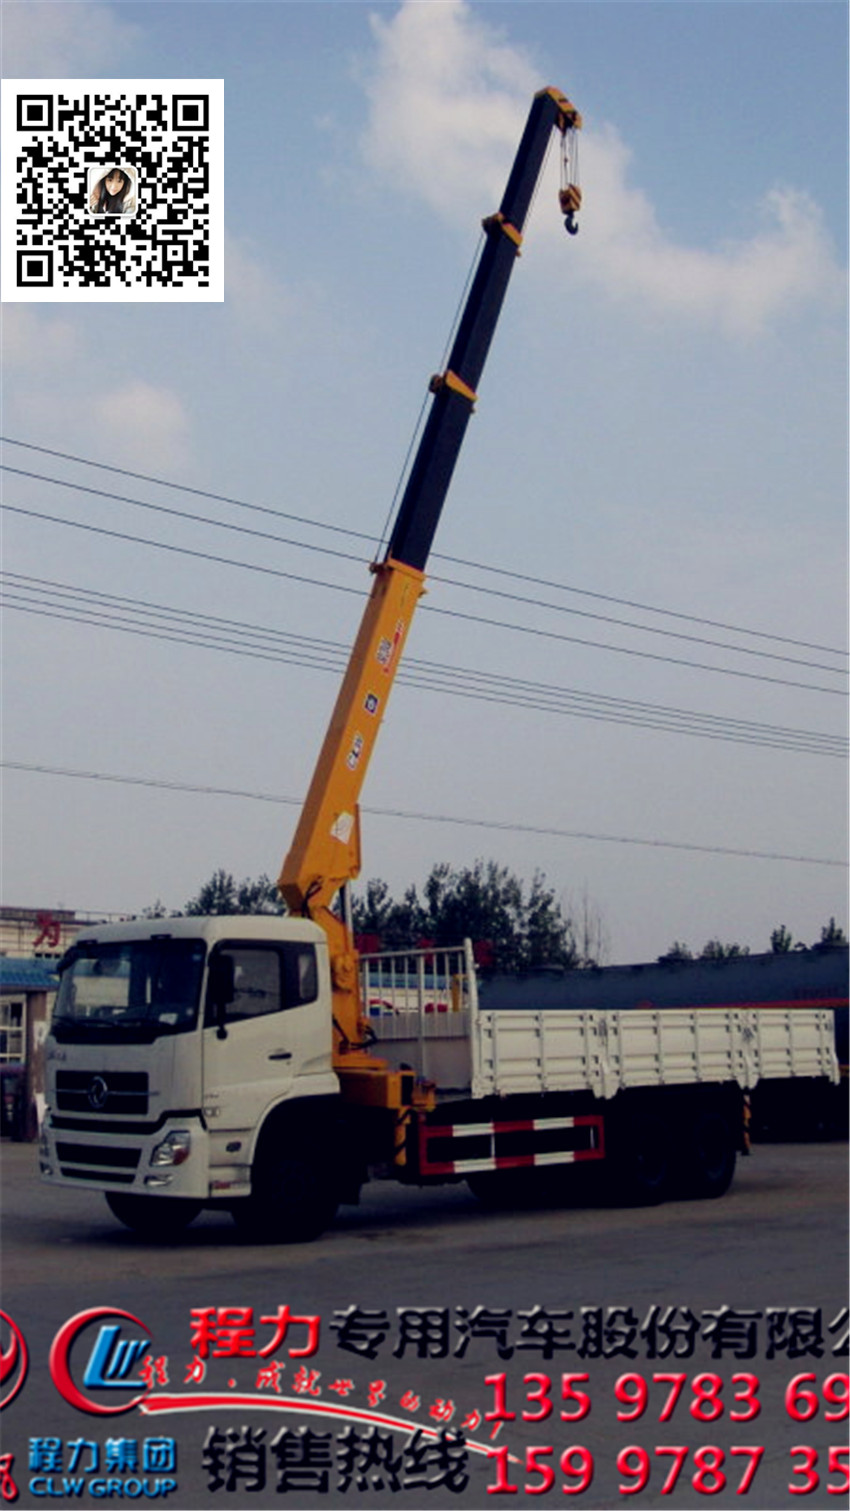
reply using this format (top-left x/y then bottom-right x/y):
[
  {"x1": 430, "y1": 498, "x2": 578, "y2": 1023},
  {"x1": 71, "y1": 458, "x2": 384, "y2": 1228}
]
[{"x1": 279, "y1": 555, "x2": 425, "y2": 1071}]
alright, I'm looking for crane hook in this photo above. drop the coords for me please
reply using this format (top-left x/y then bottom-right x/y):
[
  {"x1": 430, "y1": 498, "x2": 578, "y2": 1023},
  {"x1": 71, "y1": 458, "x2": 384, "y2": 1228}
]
[{"x1": 559, "y1": 185, "x2": 581, "y2": 237}]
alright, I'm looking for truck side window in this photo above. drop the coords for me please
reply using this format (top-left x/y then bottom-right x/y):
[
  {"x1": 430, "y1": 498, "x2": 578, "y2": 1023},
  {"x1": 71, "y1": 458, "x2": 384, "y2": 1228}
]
[
  {"x1": 210, "y1": 948, "x2": 281, "y2": 1024},
  {"x1": 205, "y1": 943, "x2": 319, "y2": 1024},
  {"x1": 284, "y1": 945, "x2": 319, "y2": 1007}
]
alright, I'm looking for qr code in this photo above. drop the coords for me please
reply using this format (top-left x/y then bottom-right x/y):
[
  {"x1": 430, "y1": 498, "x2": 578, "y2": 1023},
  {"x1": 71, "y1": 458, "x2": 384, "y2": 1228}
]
[{"x1": 1, "y1": 78, "x2": 223, "y2": 302}]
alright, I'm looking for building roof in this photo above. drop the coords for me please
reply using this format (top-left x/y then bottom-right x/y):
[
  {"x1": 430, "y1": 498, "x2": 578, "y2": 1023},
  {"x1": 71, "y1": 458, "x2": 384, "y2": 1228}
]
[{"x1": 0, "y1": 958, "x2": 59, "y2": 992}]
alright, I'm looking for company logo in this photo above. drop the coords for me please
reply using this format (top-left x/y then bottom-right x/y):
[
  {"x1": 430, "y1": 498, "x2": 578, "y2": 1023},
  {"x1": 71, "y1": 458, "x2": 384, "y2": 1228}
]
[
  {"x1": 87, "y1": 1076, "x2": 109, "y2": 1111},
  {"x1": 49, "y1": 1308, "x2": 152, "y2": 1416},
  {"x1": 0, "y1": 1311, "x2": 28, "y2": 1410}
]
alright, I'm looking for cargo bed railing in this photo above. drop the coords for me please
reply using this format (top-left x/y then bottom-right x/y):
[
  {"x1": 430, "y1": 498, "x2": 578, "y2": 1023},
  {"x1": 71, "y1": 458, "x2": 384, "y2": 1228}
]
[
  {"x1": 359, "y1": 942, "x2": 476, "y2": 1088},
  {"x1": 470, "y1": 1005, "x2": 839, "y2": 1101}
]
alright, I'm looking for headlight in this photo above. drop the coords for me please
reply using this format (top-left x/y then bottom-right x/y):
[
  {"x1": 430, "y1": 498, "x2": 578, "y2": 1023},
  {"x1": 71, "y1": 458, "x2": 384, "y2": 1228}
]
[{"x1": 150, "y1": 1130, "x2": 192, "y2": 1167}]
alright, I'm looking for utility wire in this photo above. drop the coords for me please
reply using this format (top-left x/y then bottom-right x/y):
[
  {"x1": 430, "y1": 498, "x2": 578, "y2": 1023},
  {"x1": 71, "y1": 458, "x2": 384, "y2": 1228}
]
[
  {"x1": 1, "y1": 501, "x2": 363, "y2": 597},
  {"x1": 4, "y1": 597, "x2": 842, "y2": 754},
  {"x1": 1, "y1": 465, "x2": 366, "y2": 567},
  {"x1": 3, "y1": 462, "x2": 844, "y2": 675},
  {"x1": 0, "y1": 438, "x2": 377, "y2": 544},
  {"x1": 439, "y1": 554, "x2": 848, "y2": 659},
  {"x1": 3, "y1": 573, "x2": 845, "y2": 756},
  {"x1": 4, "y1": 502, "x2": 846, "y2": 697},
  {"x1": 2, "y1": 759, "x2": 845, "y2": 868},
  {"x1": 3, "y1": 435, "x2": 844, "y2": 659}
]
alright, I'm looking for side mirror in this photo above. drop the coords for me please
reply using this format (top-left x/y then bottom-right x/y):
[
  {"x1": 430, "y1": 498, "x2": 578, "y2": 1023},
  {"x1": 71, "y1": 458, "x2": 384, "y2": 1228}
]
[{"x1": 207, "y1": 954, "x2": 235, "y2": 1040}]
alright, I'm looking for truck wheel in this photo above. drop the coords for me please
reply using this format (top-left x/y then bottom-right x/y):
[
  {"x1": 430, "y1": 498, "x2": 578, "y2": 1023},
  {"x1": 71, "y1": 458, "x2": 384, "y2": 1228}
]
[
  {"x1": 232, "y1": 1152, "x2": 338, "y2": 1243},
  {"x1": 467, "y1": 1170, "x2": 530, "y2": 1208},
  {"x1": 467, "y1": 1167, "x2": 580, "y2": 1209},
  {"x1": 608, "y1": 1113, "x2": 670, "y2": 1206},
  {"x1": 678, "y1": 1109, "x2": 736, "y2": 1199},
  {"x1": 106, "y1": 1193, "x2": 203, "y2": 1237}
]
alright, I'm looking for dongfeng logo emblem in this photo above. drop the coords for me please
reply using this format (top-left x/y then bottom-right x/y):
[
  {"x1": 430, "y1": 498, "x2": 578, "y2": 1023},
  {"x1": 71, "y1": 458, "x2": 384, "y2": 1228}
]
[{"x1": 87, "y1": 1076, "x2": 109, "y2": 1111}]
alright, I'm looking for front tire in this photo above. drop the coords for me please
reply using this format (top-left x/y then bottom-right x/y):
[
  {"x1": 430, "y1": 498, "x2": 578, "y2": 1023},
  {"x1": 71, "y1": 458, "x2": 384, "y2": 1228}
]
[
  {"x1": 232, "y1": 1151, "x2": 339, "y2": 1244},
  {"x1": 106, "y1": 1192, "x2": 203, "y2": 1237}
]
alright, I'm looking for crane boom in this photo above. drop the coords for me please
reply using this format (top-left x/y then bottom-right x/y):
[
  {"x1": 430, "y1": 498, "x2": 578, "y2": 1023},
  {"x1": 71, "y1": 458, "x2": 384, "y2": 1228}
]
[
  {"x1": 279, "y1": 87, "x2": 581, "y2": 1088},
  {"x1": 386, "y1": 86, "x2": 581, "y2": 573}
]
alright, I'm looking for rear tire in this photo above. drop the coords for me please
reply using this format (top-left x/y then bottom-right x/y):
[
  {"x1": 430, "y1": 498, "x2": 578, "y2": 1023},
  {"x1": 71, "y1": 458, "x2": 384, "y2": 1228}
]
[
  {"x1": 106, "y1": 1192, "x2": 202, "y2": 1237},
  {"x1": 467, "y1": 1165, "x2": 586, "y2": 1210},
  {"x1": 676, "y1": 1109, "x2": 736, "y2": 1199},
  {"x1": 467, "y1": 1169, "x2": 532, "y2": 1208},
  {"x1": 607, "y1": 1111, "x2": 671, "y2": 1206}
]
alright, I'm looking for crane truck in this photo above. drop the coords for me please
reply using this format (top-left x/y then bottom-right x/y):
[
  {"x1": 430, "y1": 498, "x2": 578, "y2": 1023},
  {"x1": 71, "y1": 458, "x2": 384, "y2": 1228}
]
[{"x1": 39, "y1": 88, "x2": 839, "y2": 1239}]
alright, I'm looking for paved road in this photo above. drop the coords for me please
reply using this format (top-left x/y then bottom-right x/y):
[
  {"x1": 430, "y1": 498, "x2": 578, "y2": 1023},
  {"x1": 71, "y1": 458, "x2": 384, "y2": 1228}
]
[{"x1": 1, "y1": 1140, "x2": 847, "y2": 1509}]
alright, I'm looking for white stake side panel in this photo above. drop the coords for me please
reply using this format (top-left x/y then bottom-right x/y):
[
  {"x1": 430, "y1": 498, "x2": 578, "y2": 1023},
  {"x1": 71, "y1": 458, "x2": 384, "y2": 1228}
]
[
  {"x1": 360, "y1": 947, "x2": 838, "y2": 1102},
  {"x1": 470, "y1": 1007, "x2": 839, "y2": 1102}
]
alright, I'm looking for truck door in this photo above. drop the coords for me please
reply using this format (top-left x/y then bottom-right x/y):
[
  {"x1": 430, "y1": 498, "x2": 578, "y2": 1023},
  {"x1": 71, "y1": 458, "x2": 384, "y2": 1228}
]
[{"x1": 201, "y1": 939, "x2": 325, "y2": 1131}]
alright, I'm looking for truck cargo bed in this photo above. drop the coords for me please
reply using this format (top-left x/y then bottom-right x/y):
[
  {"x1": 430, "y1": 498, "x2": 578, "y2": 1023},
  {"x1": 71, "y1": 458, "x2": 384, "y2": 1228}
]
[
  {"x1": 361, "y1": 946, "x2": 839, "y2": 1101},
  {"x1": 471, "y1": 1005, "x2": 838, "y2": 1099}
]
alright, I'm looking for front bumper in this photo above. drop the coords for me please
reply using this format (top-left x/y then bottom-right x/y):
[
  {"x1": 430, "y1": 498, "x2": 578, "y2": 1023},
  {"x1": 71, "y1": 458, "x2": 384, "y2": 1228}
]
[{"x1": 38, "y1": 1115, "x2": 239, "y2": 1201}]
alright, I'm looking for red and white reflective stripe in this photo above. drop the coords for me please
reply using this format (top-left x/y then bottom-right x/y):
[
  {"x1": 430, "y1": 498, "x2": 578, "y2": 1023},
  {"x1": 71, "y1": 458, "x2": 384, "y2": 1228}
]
[{"x1": 418, "y1": 1113, "x2": 605, "y2": 1177}]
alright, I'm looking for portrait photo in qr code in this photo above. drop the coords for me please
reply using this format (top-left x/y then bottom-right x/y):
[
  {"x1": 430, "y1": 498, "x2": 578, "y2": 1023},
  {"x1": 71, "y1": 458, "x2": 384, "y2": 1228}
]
[{"x1": 0, "y1": 79, "x2": 223, "y2": 302}]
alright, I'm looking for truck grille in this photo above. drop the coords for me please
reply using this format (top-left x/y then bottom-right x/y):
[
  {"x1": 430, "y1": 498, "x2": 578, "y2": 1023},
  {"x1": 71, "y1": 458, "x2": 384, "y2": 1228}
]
[
  {"x1": 58, "y1": 1167, "x2": 136, "y2": 1184},
  {"x1": 55, "y1": 1070, "x2": 149, "y2": 1117},
  {"x1": 55, "y1": 1143, "x2": 141, "y2": 1169}
]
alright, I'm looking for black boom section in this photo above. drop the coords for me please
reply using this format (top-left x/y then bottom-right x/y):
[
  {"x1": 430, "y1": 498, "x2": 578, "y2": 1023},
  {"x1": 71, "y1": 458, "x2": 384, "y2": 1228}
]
[
  {"x1": 386, "y1": 89, "x2": 570, "y2": 573},
  {"x1": 385, "y1": 384, "x2": 475, "y2": 572}
]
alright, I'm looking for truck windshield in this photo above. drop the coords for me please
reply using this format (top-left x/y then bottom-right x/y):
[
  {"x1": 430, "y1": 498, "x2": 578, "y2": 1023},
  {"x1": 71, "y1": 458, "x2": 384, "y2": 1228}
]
[{"x1": 51, "y1": 938, "x2": 206, "y2": 1043}]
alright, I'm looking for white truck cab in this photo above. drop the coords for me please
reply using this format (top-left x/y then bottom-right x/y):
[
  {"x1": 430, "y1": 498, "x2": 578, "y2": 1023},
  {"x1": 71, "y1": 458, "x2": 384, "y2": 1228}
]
[{"x1": 40, "y1": 917, "x2": 338, "y2": 1235}]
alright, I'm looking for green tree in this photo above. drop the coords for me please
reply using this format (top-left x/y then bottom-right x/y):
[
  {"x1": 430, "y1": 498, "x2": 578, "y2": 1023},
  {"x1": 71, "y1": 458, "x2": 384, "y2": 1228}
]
[
  {"x1": 700, "y1": 939, "x2": 749, "y2": 960},
  {"x1": 355, "y1": 860, "x2": 582, "y2": 973},
  {"x1": 571, "y1": 887, "x2": 610, "y2": 970},
  {"x1": 658, "y1": 942, "x2": 693, "y2": 962},
  {"x1": 236, "y1": 875, "x2": 286, "y2": 915},
  {"x1": 185, "y1": 869, "x2": 239, "y2": 915},
  {"x1": 183, "y1": 869, "x2": 285, "y2": 916},
  {"x1": 770, "y1": 925, "x2": 794, "y2": 953},
  {"x1": 352, "y1": 878, "x2": 425, "y2": 951},
  {"x1": 817, "y1": 917, "x2": 848, "y2": 948},
  {"x1": 141, "y1": 899, "x2": 170, "y2": 920}
]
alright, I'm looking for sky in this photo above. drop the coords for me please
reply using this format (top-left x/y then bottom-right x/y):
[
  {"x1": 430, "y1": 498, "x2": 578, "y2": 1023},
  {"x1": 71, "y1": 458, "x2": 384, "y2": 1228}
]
[{"x1": 1, "y1": 0, "x2": 847, "y2": 964}]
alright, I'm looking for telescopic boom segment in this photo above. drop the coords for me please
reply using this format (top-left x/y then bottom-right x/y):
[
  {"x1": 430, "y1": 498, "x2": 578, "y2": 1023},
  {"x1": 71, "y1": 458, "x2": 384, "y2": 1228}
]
[{"x1": 279, "y1": 87, "x2": 581, "y2": 1087}]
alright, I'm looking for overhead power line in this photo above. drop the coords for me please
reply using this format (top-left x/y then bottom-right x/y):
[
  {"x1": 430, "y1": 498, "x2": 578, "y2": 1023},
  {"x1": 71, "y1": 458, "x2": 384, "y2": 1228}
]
[
  {"x1": 6, "y1": 460, "x2": 844, "y2": 675},
  {"x1": 0, "y1": 437, "x2": 377, "y2": 544},
  {"x1": 4, "y1": 502, "x2": 846, "y2": 697},
  {"x1": 3, "y1": 759, "x2": 845, "y2": 868},
  {"x1": 2, "y1": 573, "x2": 846, "y2": 757},
  {"x1": 2, "y1": 434, "x2": 845, "y2": 660},
  {"x1": 2, "y1": 464, "x2": 365, "y2": 568}
]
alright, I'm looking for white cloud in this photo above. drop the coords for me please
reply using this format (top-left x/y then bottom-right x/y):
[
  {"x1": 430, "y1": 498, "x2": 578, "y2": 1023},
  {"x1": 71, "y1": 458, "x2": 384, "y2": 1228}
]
[
  {"x1": 92, "y1": 380, "x2": 190, "y2": 470},
  {"x1": 1, "y1": 305, "x2": 79, "y2": 369},
  {"x1": 224, "y1": 231, "x2": 294, "y2": 332},
  {"x1": 361, "y1": 0, "x2": 844, "y2": 336},
  {"x1": 1, "y1": 2, "x2": 140, "y2": 76},
  {"x1": 362, "y1": 0, "x2": 537, "y2": 217},
  {"x1": 578, "y1": 127, "x2": 843, "y2": 336}
]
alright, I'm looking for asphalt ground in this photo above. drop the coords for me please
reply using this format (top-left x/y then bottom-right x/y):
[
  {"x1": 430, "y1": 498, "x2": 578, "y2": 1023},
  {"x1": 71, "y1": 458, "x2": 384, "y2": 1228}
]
[{"x1": 1, "y1": 1139, "x2": 847, "y2": 1509}]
